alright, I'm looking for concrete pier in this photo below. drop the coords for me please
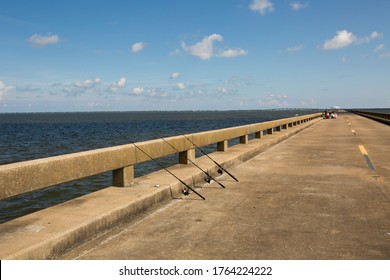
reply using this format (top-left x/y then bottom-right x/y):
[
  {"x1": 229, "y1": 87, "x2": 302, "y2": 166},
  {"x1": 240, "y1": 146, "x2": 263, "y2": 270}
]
[
  {"x1": 1, "y1": 113, "x2": 389, "y2": 259},
  {"x1": 62, "y1": 113, "x2": 389, "y2": 260}
]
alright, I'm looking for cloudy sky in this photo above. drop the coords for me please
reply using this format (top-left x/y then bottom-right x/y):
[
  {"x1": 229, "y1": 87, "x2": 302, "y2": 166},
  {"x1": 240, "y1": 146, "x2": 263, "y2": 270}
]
[{"x1": 1, "y1": 0, "x2": 389, "y2": 112}]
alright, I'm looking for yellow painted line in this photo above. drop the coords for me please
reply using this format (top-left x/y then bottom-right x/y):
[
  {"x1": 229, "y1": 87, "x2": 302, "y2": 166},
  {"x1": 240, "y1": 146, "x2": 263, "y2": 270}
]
[
  {"x1": 359, "y1": 145, "x2": 368, "y2": 155},
  {"x1": 359, "y1": 145, "x2": 375, "y2": 170},
  {"x1": 372, "y1": 175, "x2": 383, "y2": 182}
]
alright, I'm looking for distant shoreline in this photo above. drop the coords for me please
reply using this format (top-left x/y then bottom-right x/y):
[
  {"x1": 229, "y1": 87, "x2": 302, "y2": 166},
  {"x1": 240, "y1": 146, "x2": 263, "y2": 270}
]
[
  {"x1": 2, "y1": 107, "x2": 390, "y2": 115},
  {"x1": 0, "y1": 108, "x2": 322, "y2": 114}
]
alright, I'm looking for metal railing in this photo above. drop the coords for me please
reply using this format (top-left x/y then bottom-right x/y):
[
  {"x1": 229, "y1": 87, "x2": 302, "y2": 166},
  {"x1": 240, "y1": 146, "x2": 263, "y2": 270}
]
[{"x1": 0, "y1": 113, "x2": 322, "y2": 199}]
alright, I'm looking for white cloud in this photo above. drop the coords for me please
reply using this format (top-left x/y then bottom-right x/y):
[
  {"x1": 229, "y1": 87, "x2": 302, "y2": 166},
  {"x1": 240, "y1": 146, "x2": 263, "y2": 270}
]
[
  {"x1": 176, "y1": 83, "x2": 186, "y2": 90},
  {"x1": 322, "y1": 30, "x2": 357, "y2": 50},
  {"x1": 182, "y1": 34, "x2": 247, "y2": 60},
  {"x1": 170, "y1": 72, "x2": 181, "y2": 79},
  {"x1": 17, "y1": 84, "x2": 41, "y2": 92},
  {"x1": 322, "y1": 30, "x2": 383, "y2": 50},
  {"x1": 290, "y1": 2, "x2": 307, "y2": 11},
  {"x1": 258, "y1": 94, "x2": 289, "y2": 108},
  {"x1": 369, "y1": 31, "x2": 382, "y2": 40},
  {"x1": 74, "y1": 78, "x2": 101, "y2": 89},
  {"x1": 218, "y1": 48, "x2": 248, "y2": 58},
  {"x1": 0, "y1": 80, "x2": 14, "y2": 102},
  {"x1": 28, "y1": 33, "x2": 60, "y2": 48},
  {"x1": 110, "y1": 77, "x2": 126, "y2": 92},
  {"x1": 117, "y1": 77, "x2": 126, "y2": 88},
  {"x1": 356, "y1": 31, "x2": 383, "y2": 44},
  {"x1": 249, "y1": 0, "x2": 274, "y2": 15},
  {"x1": 182, "y1": 34, "x2": 223, "y2": 60},
  {"x1": 217, "y1": 87, "x2": 228, "y2": 93},
  {"x1": 148, "y1": 88, "x2": 168, "y2": 98},
  {"x1": 286, "y1": 44, "x2": 304, "y2": 53},
  {"x1": 131, "y1": 42, "x2": 145, "y2": 53},
  {"x1": 63, "y1": 78, "x2": 101, "y2": 96},
  {"x1": 374, "y1": 44, "x2": 384, "y2": 52},
  {"x1": 132, "y1": 86, "x2": 144, "y2": 95}
]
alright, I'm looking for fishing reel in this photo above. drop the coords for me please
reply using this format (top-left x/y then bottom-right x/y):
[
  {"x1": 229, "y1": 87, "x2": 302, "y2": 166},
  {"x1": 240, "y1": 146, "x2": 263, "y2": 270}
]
[
  {"x1": 182, "y1": 188, "x2": 190, "y2": 196},
  {"x1": 218, "y1": 168, "x2": 223, "y2": 175}
]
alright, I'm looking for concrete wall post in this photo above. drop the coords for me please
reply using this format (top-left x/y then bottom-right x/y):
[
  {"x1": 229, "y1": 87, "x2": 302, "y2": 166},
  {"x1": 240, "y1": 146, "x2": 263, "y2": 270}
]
[
  {"x1": 112, "y1": 165, "x2": 134, "y2": 187},
  {"x1": 179, "y1": 149, "x2": 195, "y2": 164},
  {"x1": 240, "y1": 135, "x2": 248, "y2": 144},
  {"x1": 255, "y1": 131, "x2": 263, "y2": 139},
  {"x1": 217, "y1": 140, "x2": 228, "y2": 151}
]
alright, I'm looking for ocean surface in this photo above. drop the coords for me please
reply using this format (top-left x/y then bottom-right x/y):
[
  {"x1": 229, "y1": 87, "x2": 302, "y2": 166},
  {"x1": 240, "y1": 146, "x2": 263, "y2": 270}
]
[{"x1": 0, "y1": 109, "x2": 319, "y2": 223}]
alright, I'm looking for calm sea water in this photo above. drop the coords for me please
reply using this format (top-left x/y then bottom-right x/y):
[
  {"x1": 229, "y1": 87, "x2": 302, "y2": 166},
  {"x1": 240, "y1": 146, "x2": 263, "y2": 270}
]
[{"x1": 0, "y1": 109, "x2": 318, "y2": 223}]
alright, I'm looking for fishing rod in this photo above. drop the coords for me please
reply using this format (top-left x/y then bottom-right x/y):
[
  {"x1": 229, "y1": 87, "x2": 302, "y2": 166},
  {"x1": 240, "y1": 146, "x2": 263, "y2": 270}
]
[
  {"x1": 150, "y1": 131, "x2": 226, "y2": 189},
  {"x1": 132, "y1": 142, "x2": 205, "y2": 200},
  {"x1": 181, "y1": 134, "x2": 239, "y2": 182},
  {"x1": 116, "y1": 129, "x2": 205, "y2": 200}
]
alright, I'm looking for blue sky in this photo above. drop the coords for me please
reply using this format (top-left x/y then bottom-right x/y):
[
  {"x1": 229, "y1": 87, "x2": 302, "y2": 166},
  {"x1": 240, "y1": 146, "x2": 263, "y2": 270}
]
[{"x1": 1, "y1": 0, "x2": 389, "y2": 112}]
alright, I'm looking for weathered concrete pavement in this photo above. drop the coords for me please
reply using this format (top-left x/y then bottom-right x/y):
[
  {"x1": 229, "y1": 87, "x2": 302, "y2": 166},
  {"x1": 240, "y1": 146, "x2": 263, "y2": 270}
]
[{"x1": 62, "y1": 113, "x2": 390, "y2": 260}]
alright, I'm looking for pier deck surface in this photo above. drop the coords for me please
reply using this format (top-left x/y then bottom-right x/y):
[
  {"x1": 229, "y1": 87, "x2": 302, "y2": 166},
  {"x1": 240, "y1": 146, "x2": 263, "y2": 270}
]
[{"x1": 63, "y1": 113, "x2": 390, "y2": 260}]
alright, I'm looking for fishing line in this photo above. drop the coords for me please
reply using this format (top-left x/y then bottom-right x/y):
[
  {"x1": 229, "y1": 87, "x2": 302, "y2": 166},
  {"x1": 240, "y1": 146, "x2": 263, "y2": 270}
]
[
  {"x1": 181, "y1": 133, "x2": 239, "y2": 182},
  {"x1": 115, "y1": 129, "x2": 205, "y2": 200},
  {"x1": 150, "y1": 130, "x2": 226, "y2": 189}
]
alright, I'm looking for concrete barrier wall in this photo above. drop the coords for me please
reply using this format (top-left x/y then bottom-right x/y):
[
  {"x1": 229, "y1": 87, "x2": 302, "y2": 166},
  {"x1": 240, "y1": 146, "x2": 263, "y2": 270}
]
[
  {"x1": 349, "y1": 110, "x2": 390, "y2": 125},
  {"x1": 0, "y1": 113, "x2": 322, "y2": 199}
]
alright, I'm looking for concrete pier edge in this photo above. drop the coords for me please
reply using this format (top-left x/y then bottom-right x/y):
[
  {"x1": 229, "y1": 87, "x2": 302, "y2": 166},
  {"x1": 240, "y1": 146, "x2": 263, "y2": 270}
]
[{"x1": 0, "y1": 118, "x2": 320, "y2": 260}]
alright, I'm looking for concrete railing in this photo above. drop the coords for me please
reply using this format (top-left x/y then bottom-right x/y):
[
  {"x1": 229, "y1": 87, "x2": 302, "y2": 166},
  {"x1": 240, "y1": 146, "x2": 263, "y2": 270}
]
[
  {"x1": 348, "y1": 110, "x2": 390, "y2": 125},
  {"x1": 0, "y1": 113, "x2": 322, "y2": 199}
]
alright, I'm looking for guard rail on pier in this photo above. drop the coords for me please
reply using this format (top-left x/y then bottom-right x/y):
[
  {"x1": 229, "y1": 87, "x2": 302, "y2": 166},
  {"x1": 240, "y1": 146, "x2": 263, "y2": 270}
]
[
  {"x1": 0, "y1": 113, "x2": 321, "y2": 200},
  {"x1": 348, "y1": 110, "x2": 390, "y2": 125}
]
